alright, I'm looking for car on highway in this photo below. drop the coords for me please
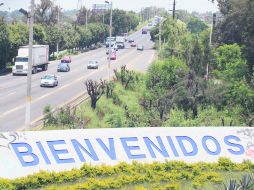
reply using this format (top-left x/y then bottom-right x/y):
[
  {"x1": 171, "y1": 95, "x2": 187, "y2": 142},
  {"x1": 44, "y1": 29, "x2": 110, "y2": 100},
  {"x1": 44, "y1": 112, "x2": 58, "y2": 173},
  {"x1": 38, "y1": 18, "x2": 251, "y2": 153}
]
[
  {"x1": 137, "y1": 45, "x2": 144, "y2": 51},
  {"x1": 61, "y1": 56, "x2": 71, "y2": 63},
  {"x1": 57, "y1": 62, "x2": 70, "y2": 72},
  {"x1": 131, "y1": 42, "x2": 136, "y2": 47},
  {"x1": 106, "y1": 48, "x2": 116, "y2": 55},
  {"x1": 110, "y1": 52, "x2": 116, "y2": 60},
  {"x1": 128, "y1": 38, "x2": 134, "y2": 43},
  {"x1": 40, "y1": 74, "x2": 58, "y2": 87},
  {"x1": 87, "y1": 60, "x2": 99, "y2": 69},
  {"x1": 142, "y1": 28, "x2": 148, "y2": 34}
]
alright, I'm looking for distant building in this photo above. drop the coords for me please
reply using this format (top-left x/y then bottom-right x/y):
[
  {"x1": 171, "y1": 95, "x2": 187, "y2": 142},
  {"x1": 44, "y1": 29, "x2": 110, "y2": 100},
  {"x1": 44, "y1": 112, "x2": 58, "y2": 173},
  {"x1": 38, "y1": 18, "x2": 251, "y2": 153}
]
[{"x1": 92, "y1": 4, "x2": 111, "y2": 13}]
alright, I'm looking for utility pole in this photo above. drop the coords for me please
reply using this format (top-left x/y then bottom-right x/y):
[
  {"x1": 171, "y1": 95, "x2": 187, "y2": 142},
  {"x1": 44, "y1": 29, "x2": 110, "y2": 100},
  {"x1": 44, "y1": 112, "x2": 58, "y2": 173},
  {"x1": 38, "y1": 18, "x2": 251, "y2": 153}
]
[
  {"x1": 56, "y1": 6, "x2": 61, "y2": 57},
  {"x1": 105, "y1": 1, "x2": 112, "y2": 80},
  {"x1": 85, "y1": 8, "x2": 88, "y2": 27},
  {"x1": 25, "y1": 0, "x2": 34, "y2": 129},
  {"x1": 173, "y1": 0, "x2": 176, "y2": 19}
]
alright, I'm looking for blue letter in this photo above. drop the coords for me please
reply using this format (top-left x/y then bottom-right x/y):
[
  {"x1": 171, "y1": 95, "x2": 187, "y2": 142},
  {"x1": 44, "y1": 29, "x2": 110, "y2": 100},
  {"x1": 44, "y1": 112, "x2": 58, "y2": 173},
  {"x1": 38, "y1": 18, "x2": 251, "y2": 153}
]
[
  {"x1": 202, "y1": 136, "x2": 221, "y2": 155},
  {"x1": 71, "y1": 139, "x2": 99, "y2": 162},
  {"x1": 224, "y1": 135, "x2": 244, "y2": 155},
  {"x1": 120, "y1": 137, "x2": 146, "y2": 159},
  {"x1": 143, "y1": 136, "x2": 169, "y2": 158},
  {"x1": 47, "y1": 140, "x2": 75, "y2": 164},
  {"x1": 176, "y1": 136, "x2": 198, "y2": 156},
  {"x1": 11, "y1": 143, "x2": 39, "y2": 167},
  {"x1": 96, "y1": 138, "x2": 116, "y2": 160},
  {"x1": 166, "y1": 136, "x2": 179, "y2": 157},
  {"x1": 36, "y1": 141, "x2": 51, "y2": 165}
]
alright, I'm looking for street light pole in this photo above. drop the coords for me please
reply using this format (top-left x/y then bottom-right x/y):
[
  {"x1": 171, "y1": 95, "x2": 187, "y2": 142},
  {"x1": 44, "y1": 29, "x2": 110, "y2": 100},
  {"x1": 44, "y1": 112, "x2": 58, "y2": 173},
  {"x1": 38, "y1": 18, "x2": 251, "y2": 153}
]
[
  {"x1": 56, "y1": 6, "x2": 61, "y2": 57},
  {"x1": 159, "y1": 20, "x2": 162, "y2": 51},
  {"x1": 25, "y1": 0, "x2": 34, "y2": 129},
  {"x1": 105, "y1": 0, "x2": 112, "y2": 80}
]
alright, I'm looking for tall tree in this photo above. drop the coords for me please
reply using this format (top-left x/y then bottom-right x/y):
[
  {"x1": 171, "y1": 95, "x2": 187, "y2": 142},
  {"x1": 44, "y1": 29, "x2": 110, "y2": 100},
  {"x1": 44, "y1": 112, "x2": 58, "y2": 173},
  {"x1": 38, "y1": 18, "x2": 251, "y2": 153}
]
[
  {"x1": 34, "y1": 0, "x2": 58, "y2": 25},
  {"x1": 215, "y1": 0, "x2": 254, "y2": 82},
  {"x1": 0, "y1": 20, "x2": 9, "y2": 70}
]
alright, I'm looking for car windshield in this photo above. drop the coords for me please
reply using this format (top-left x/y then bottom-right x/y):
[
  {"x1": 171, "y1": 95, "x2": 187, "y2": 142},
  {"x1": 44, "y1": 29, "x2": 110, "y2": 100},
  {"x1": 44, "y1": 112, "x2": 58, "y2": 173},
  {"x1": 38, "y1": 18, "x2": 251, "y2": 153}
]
[
  {"x1": 61, "y1": 60, "x2": 70, "y2": 63},
  {"x1": 15, "y1": 57, "x2": 28, "y2": 62},
  {"x1": 42, "y1": 75, "x2": 54, "y2": 80},
  {"x1": 59, "y1": 63, "x2": 68, "y2": 67},
  {"x1": 89, "y1": 61, "x2": 97, "y2": 64}
]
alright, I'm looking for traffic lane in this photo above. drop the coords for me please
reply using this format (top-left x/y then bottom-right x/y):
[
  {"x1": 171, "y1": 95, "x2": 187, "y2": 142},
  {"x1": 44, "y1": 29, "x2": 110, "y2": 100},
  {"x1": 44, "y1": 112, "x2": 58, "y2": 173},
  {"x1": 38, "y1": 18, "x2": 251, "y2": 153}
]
[
  {"x1": 0, "y1": 33, "x2": 149, "y2": 113},
  {"x1": 0, "y1": 41, "x2": 153, "y2": 131}
]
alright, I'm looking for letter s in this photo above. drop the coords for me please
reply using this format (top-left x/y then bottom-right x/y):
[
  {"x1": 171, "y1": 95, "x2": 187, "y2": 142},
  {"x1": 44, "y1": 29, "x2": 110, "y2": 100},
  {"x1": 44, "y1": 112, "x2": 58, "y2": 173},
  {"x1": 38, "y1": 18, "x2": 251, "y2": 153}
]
[{"x1": 224, "y1": 135, "x2": 244, "y2": 155}]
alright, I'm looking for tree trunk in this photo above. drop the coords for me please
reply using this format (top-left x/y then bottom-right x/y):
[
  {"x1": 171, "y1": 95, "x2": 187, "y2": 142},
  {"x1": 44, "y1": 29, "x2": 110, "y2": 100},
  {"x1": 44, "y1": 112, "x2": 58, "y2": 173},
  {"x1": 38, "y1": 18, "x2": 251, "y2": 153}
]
[{"x1": 91, "y1": 98, "x2": 97, "y2": 109}]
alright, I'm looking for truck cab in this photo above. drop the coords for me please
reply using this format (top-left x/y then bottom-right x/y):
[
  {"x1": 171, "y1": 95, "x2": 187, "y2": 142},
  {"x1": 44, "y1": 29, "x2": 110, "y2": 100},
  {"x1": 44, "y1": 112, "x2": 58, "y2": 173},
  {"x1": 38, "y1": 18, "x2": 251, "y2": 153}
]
[{"x1": 12, "y1": 45, "x2": 49, "y2": 75}]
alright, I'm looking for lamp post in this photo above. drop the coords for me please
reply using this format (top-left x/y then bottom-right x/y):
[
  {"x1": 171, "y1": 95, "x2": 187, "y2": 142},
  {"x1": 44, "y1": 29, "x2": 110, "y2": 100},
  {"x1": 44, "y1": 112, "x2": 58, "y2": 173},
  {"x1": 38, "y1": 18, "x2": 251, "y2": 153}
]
[
  {"x1": 159, "y1": 18, "x2": 165, "y2": 51},
  {"x1": 57, "y1": 6, "x2": 62, "y2": 57},
  {"x1": 19, "y1": 0, "x2": 34, "y2": 129},
  {"x1": 105, "y1": 0, "x2": 112, "y2": 80}
]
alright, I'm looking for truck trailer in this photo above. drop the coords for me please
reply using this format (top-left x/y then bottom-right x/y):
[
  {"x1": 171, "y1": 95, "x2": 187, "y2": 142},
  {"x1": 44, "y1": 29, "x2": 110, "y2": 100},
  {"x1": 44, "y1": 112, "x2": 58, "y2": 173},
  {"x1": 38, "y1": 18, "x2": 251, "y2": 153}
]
[{"x1": 12, "y1": 45, "x2": 49, "y2": 75}]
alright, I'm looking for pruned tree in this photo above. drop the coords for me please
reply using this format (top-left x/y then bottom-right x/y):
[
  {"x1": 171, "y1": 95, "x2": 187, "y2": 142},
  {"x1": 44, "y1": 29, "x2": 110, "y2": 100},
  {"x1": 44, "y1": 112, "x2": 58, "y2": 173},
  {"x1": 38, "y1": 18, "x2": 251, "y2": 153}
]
[
  {"x1": 100, "y1": 79, "x2": 115, "y2": 98},
  {"x1": 85, "y1": 80, "x2": 104, "y2": 109},
  {"x1": 114, "y1": 65, "x2": 136, "y2": 89}
]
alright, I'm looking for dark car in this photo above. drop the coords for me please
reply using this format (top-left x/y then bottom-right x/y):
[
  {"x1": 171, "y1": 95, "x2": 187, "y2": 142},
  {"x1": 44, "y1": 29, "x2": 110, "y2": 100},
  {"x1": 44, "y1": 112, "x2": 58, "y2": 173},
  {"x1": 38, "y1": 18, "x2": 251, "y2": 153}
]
[{"x1": 57, "y1": 62, "x2": 70, "y2": 72}]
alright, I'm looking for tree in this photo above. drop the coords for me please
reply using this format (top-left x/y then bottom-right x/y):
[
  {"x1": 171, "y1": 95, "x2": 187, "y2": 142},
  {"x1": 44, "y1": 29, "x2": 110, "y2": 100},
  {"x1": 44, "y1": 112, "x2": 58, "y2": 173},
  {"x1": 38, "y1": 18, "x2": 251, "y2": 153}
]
[
  {"x1": 213, "y1": 44, "x2": 247, "y2": 81},
  {"x1": 187, "y1": 18, "x2": 208, "y2": 34},
  {"x1": 34, "y1": 0, "x2": 58, "y2": 25},
  {"x1": 0, "y1": 19, "x2": 9, "y2": 70},
  {"x1": 45, "y1": 25, "x2": 60, "y2": 55},
  {"x1": 215, "y1": 0, "x2": 254, "y2": 82},
  {"x1": 7, "y1": 23, "x2": 28, "y2": 62},
  {"x1": 174, "y1": 72, "x2": 207, "y2": 119},
  {"x1": 33, "y1": 24, "x2": 47, "y2": 44},
  {"x1": 85, "y1": 80, "x2": 104, "y2": 109}
]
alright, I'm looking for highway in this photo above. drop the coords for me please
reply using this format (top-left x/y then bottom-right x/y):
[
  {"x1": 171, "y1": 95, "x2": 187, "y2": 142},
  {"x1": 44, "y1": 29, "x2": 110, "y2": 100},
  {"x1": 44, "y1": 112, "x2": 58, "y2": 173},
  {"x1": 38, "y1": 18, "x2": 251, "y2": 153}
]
[{"x1": 0, "y1": 29, "x2": 155, "y2": 131}]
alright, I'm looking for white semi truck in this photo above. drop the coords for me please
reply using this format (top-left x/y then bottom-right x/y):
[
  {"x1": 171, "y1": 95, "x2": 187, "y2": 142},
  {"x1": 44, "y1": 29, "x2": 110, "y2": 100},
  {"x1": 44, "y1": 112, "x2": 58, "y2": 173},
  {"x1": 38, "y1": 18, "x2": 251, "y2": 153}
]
[{"x1": 12, "y1": 45, "x2": 49, "y2": 75}]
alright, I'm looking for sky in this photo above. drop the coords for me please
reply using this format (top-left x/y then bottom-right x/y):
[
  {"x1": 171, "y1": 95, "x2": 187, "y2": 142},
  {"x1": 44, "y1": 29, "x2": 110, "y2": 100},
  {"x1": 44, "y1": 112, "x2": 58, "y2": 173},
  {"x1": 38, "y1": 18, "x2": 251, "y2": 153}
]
[{"x1": 0, "y1": 0, "x2": 218, "y2": 13}]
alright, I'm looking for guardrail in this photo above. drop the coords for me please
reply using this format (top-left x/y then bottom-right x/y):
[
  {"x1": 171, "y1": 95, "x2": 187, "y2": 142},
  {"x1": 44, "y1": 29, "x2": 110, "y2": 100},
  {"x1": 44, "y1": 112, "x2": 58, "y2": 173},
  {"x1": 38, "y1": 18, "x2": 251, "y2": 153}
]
[{"x1": 31, "y1": 92, "x2": 90, "y2": 130}]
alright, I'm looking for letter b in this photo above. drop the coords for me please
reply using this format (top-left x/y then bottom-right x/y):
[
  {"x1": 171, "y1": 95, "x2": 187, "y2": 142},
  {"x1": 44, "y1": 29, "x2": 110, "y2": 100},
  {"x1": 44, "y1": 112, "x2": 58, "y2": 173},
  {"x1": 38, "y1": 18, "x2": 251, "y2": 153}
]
[{"x1": 11, "y1": 143, "x2": 39, "y2": 167}]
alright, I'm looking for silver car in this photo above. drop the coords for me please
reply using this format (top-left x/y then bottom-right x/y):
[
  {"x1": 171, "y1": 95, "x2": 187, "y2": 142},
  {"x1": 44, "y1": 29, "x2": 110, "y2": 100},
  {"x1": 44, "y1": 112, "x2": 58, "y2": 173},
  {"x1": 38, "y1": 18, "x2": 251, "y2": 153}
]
[
  {"x1": 87, "y1": 60, "x2": 98, "y2": 69},
  {"x1": 40, "y1": 74, "x2": 58, "y2": 87}
]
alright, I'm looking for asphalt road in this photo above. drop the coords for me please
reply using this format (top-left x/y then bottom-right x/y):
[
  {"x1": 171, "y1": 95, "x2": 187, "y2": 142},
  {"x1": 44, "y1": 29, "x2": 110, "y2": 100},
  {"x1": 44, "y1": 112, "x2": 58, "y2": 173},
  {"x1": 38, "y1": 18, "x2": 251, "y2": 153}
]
[{"x1": 0, "y1": 29, "x2": 155, "y2": 131}]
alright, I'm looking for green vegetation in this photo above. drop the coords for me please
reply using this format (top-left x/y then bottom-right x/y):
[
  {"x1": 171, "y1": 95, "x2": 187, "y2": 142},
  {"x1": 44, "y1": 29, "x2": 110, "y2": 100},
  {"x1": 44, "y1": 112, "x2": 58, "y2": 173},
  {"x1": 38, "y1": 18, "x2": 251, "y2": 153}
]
[{"x1": 0, "y1": 158, "x2": 253, "y2": 190}]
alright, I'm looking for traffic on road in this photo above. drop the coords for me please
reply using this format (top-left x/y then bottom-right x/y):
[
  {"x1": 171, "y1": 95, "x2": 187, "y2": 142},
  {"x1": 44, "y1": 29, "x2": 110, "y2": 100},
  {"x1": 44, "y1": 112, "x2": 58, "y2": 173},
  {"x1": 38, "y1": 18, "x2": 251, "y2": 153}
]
[{"x1": 0, "y1": 25, "x2": 155, "y2": 131}]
